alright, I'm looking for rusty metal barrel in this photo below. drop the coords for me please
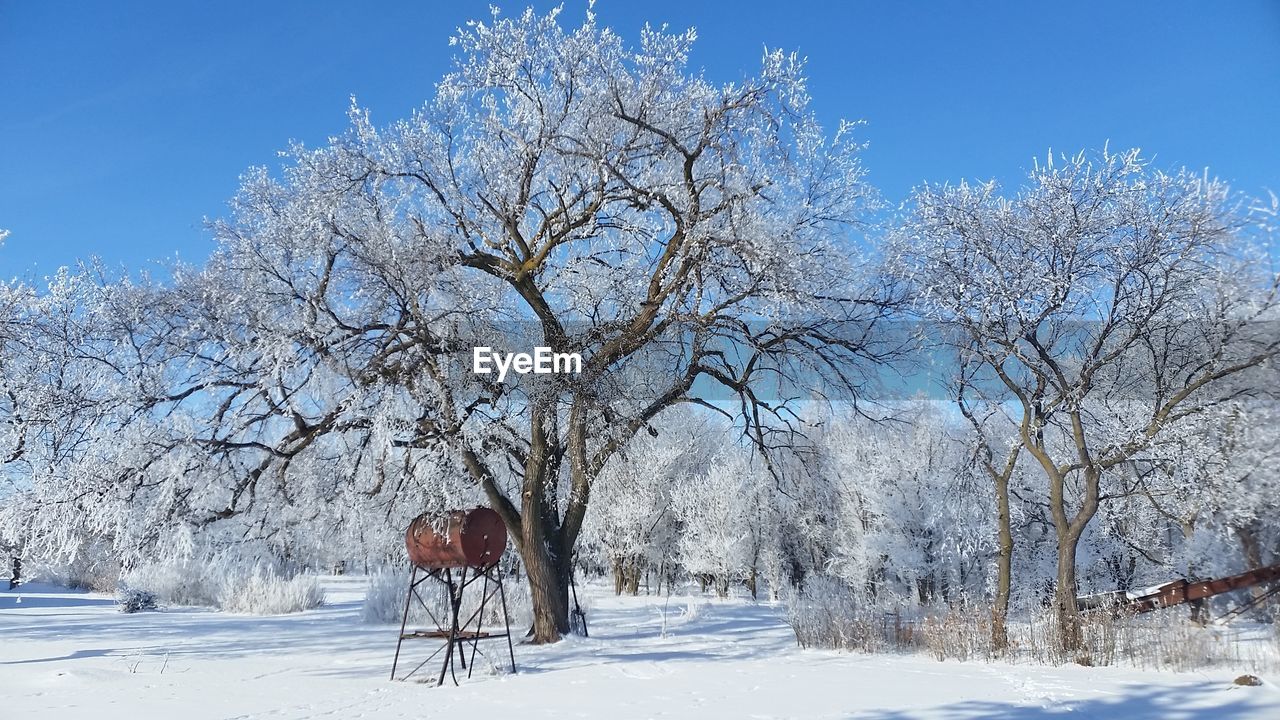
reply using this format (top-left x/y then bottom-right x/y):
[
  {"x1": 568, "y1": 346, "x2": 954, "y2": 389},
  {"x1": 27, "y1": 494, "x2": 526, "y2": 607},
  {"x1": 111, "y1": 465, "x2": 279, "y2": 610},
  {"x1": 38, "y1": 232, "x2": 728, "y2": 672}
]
[{"x1": 405, "y1": 507, "x2": 507, "y2": 569}]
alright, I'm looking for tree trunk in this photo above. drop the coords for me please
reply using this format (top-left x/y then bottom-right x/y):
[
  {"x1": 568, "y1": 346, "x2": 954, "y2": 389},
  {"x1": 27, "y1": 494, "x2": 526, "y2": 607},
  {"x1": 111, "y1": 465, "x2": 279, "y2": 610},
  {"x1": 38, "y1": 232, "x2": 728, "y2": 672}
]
[
  {"x1": 521, "y1": 519, "x2": 570, "y2": 643},
  {"x1": 1029, "y1": 413, "x2": 1099, "y2": 655},
  {"x1": 626, "y1": 560, "x2": 641, "y2": 595},
  {"x1": 1236, "y1": 524, "x2": 1270, "y2": 615},
  {"x1": 465, "y1": 400, "x2": 602, "y2": 645},
  {"x1": 517, "y1": 411, "x2": 571, "y2": 643},
  {"x1": 1238, "y1": 524, "x2": 1265, "y2": 569},
  {"x1": 992, "y1": 470, "x2": 1014, "y2": 652},
  {"x1": 1180, "y1": 520, "x2": 1209, "y2": 625},
  {"x1": 1053, "y1": 530, "x2": 1083, "y2": 653}
]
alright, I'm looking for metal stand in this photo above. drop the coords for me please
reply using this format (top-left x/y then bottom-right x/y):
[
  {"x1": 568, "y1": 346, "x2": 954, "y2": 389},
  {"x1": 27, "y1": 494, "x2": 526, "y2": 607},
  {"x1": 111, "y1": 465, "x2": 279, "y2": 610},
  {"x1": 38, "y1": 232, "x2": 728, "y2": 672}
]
[
  {"x1": 390, "y1": 563, "x2": 516, "y2": 686},
  {"x1": 1217, "y1": 581, "x2": 1280, "y2": 624}
]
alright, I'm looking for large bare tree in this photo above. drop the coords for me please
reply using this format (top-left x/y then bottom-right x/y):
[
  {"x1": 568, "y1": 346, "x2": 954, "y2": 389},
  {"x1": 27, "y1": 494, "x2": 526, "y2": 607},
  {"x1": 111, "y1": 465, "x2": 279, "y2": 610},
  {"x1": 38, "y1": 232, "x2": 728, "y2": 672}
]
[{"x1": 182, "y1": 8, "x2": 893, "y2": 641}]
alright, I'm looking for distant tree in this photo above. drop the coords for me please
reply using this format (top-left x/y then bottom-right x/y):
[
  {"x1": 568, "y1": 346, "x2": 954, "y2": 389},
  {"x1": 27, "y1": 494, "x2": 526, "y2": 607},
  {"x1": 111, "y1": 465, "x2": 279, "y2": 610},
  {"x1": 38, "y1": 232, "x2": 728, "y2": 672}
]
[
  {"x1": 892, "y1": 149, "x2": 1280, "y2": 650},
  {"x1": 819, "y1": 402, "x2": 989, "y2": 605},
  {"x1": 671, "y1": 444, "x2": 777, "y2": 598},
  {"x1": 580, "y1": 412, "x2": 714, "y2": 596}
]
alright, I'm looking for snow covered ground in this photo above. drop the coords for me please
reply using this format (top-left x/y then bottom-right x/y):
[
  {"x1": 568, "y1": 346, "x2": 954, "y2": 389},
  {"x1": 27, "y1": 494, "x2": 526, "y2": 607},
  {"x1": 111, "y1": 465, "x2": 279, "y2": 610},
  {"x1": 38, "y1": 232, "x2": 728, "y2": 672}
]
[{"x1": 3, "y1": 577, "x2": 1278, "y2": 719}]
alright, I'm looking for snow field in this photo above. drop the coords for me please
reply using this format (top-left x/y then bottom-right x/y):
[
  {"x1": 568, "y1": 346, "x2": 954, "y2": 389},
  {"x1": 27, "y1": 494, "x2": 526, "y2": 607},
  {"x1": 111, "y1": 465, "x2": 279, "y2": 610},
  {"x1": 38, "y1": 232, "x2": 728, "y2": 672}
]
[{"x1": 3, "y1": 576, "x2": 1279, "y2": 719}]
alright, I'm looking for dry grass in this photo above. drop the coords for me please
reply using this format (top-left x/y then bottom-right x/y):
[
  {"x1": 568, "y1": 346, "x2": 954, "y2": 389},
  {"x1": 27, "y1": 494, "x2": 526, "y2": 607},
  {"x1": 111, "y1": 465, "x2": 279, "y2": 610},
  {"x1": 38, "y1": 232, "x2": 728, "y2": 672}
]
[
  {"x1": 786, "y1": 579, "x2": 1279, "y2": 672},
  {"x1": 913, "y1": 606, "x2": 1277, "y2": 671}
]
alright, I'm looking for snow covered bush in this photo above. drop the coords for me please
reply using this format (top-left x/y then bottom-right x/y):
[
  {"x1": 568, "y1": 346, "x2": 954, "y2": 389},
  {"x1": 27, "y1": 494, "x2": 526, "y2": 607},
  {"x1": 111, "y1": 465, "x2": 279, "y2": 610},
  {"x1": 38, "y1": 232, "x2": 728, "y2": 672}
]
[
  {"x1": 361, "y1": 569, "x2": 423, "y2": 625},
  {"x1": 44, "y1": 558, "x2": 120, "y2": 593},
  {"x1": 216, "y1": 565, "x2": 325, "y2": 615},
  {"x1": 34, "y1": 539, "x2": 121, "y2": 593},
  {"x1": 121, "y1": 557, "x2": 323, "y2": 614},
  {"x1": 115, "y1": 587, "x2": 158, "y2": 613},
  {"x1": 120, "y1": 557, "x2": 224, "y2": 607},
  {"x1": 786, "y1": 575, "x2": 882, "y2": 652}
]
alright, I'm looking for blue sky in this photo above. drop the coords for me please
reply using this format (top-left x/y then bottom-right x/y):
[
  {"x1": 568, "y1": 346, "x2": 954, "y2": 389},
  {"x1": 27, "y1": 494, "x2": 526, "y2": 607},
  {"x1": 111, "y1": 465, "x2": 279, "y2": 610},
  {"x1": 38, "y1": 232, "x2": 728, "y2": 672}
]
[{"x1": 2, "y1": 1, "x2": 1278, "y2": 279}]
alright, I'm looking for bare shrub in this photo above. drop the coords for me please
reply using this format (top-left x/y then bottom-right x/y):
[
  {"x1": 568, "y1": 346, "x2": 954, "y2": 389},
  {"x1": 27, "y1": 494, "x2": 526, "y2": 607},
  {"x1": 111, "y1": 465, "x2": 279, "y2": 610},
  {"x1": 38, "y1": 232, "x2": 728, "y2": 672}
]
[
  {"x1": 216, "y1": 565, "x2": 325, "y2": 615},
  {"x1": 920, "y1": 606, "x2": 992, "y2": 662},
  {"x1": 122, "y1": 557, "x2": 324, "y2": 614},
  {"x1": 1016, "y1": 609, "x2": 1277, "y2": 671},
  {"x1": 786, "y1": 580, "x2": 1279, "y2": 673},
  {"x1": 1107, "y1": 614, "x2": 1277, "y2": 673},
  {"x1": 115, "y1": 587, "x2": 158, "y2": 613},
  {"x1": 785, "y1": 575, "x2": 920, "y2": 653},
  {"x1": 1012, "y1": 606, "x2": 1120, "y2": 666},
  {"x1": 786, "y1": 575, "x2": 865, "y2": 650},
  {"x1": 120, "y1": 557, "x2": 224, "y2": 607}
]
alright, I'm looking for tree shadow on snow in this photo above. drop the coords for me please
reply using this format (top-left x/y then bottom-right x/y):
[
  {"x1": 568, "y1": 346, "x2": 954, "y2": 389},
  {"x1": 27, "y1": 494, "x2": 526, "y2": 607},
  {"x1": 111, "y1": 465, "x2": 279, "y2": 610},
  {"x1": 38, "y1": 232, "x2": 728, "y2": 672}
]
[
  {"x1": 0, "y1": 585, "x2": 116, "y2": 610},
  {"x1": 0, "y1": 648, "x2": 118, "y2": 665},
  {"x1": 849, "y1": 681, "x2": 1275, "y2": 720}
]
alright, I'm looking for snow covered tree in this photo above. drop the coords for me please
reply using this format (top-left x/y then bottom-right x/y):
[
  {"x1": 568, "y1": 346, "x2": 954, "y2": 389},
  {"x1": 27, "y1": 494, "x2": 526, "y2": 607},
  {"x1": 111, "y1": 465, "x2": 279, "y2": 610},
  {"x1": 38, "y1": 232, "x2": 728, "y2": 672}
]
[
  {"x1": 580, "y1": 411, "x2": 716, "y2": 595},
  {"x1": 816, "y1": 402, "x2": 989, "y2": 605},
  {"x1": 671, "y1": 443, "x2": 778, "y2": 597},
  {"x1": 172, "y1": 7, "x2": 892, "y2": 641},
  {"x1": 892, "y1": 148, "x2": 1280, "y2": 650}
]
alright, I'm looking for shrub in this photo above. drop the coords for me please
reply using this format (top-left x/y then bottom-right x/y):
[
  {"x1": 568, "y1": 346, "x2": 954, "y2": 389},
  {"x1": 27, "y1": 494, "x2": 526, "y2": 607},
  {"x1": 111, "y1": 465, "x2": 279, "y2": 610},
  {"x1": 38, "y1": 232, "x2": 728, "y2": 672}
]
[
  {"x1": 37, "y1": 547, "x2": 121, "y2": 593},
  {"x1": 216, "y1": 565, "x2": 325, "y2": 615},
  {"x1": 120, "y1": 558, "x2": 223, "y2": 607},
  {"x1": 785, "y1": 575, "x2": 910, "y2": 653},
  {"x1": 788, "y1": 582, "x2": 1280, "y2": 673},
  {"x1": 115, "y1": 587, "x2": 158, "y2": 613},
  {"x1": 121, "y1": 557, "x2": 324, "y2": 615},
  {"x1": 785, "y1": 578, "x2": 1138, "y2": 663},
  {"x1": 920, "y1": 606, "x2": 991, "y2": 662},
  {"x1": 362, "y1": 569, "x2": 422, "y2": 625}
]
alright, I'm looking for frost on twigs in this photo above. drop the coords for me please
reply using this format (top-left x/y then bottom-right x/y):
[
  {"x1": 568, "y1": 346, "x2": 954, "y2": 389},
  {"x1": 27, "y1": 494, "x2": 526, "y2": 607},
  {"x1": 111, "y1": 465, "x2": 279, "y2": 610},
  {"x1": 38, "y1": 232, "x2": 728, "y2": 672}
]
[
  {"x1": 216, "y1": 565, "x2": 325, "y2": 615},
  {"x1": 121, "y1": 557, "x2": 324, "y2": 615}
]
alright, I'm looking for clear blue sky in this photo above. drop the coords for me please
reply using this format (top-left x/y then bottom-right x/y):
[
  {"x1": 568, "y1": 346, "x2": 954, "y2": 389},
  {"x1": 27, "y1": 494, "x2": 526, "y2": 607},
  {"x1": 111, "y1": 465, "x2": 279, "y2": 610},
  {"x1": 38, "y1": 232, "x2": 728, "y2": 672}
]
[{"x1": 2, "y1": 1, "x2": 1278, "y2": 279}]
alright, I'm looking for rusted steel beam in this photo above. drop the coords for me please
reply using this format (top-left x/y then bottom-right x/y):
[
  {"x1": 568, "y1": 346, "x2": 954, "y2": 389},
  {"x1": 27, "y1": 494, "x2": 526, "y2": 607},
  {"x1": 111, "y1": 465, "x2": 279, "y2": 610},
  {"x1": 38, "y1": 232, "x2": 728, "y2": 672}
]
[{"x1": 1079, "y1": 563, "x2": 1280, "y2": 615}]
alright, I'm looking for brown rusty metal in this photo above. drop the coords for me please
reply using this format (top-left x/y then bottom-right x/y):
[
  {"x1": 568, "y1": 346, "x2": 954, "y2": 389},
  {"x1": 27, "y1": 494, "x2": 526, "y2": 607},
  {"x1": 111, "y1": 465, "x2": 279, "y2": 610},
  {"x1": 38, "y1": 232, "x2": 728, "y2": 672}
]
[
  {"x1": 389, "y1": 558, "x2": 517, "y2": 684},
  {"x1": 405, "y1": 507, "x2": 507, "y2": 569},
  {"x1": 391, "y1": 506, "x2": 516, "y2": 686},
  {"x1": 1078, "y1": 562, "x2": 1280, "y2": 615}
]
